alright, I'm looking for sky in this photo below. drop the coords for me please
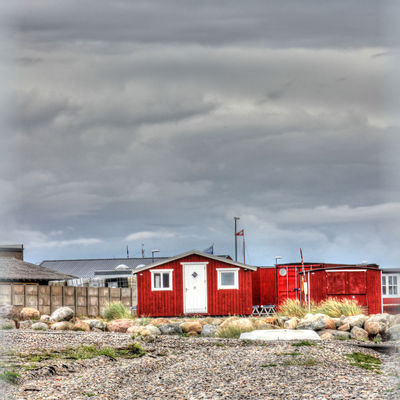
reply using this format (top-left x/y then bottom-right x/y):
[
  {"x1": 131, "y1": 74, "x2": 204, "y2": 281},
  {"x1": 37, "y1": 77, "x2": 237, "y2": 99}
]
[{"x1": 0, "y1": 1, "x2": 399, "y2": 266}]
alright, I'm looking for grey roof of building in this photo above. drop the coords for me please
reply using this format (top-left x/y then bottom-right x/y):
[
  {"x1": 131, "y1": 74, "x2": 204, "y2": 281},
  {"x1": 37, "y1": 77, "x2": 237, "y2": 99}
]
[
  {"x1": 40, "y1": 257, "x2": 170, "y2": 279},
  {"x1": 382, "y1": 267, "x2": 400, "y2": 273},
  {"x1": 0, "y1": 257, "x2": 77, "y2": 282}
]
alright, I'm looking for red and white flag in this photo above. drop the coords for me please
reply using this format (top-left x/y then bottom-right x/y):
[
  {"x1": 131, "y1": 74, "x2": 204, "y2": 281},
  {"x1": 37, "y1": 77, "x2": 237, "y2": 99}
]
[{"x1": 236, "y1": 229, "x2": 244, "y2": 236}]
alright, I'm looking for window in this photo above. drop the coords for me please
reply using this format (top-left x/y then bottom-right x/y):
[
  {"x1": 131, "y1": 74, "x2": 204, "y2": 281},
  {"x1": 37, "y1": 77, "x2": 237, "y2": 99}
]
[
  {"x1": 217, "y1": 268, "x2": 239, "y2": 290},
  {"x1": 151, "y1": 269, "x2": 173, "y2": 291},
  {"x1": 382, "y1": 274, "x2": 399, "y2": 297}
]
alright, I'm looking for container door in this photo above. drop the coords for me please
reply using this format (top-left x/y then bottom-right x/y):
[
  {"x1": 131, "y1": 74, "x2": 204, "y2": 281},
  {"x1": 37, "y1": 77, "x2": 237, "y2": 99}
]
[{"x1": 183, "y1": 264, "x2": 207, "y2": 314}]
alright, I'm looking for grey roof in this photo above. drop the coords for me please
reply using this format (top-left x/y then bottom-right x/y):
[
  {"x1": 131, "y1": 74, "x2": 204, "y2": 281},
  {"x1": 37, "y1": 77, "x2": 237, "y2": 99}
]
[
  {"x1": 133, "y1": 250, "x2": 257, "y2": 273},
  {"x1": 382, "y1": 267, "x2": 400, "y2": 273},
  {"x1": 40, "y1": 257, "x2": 170, "y2": 279},
  {"x1": 0, "y1": 257, "x2": 77, "y2": 282}
]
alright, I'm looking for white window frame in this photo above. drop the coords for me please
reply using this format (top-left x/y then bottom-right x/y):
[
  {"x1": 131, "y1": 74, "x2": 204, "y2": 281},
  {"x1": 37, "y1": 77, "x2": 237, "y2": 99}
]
[
  {"x1": 382, "y1": 273, "x2": 400, "y2": 298},
  {"x1": 151, "y1": 269, "x2": 173, "y2": 291},
  {"x1": 217, "y1": 268, "x2": 239, "y2": 290}
]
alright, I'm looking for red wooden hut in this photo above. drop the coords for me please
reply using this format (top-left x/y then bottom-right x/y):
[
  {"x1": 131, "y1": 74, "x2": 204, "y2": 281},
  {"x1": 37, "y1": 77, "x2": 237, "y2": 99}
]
[
  {"x1": 381, "y1": 268, "x2": 400, "y2": 314},
  {"x1": 272, "y1": 262, "x2": 382, "y2": 315},
  {"x1": 252, "y1": 267, "x2": 276, "y2": 307},
  {"x1": 133, "y1": 250, "x2": 256, "y2": 317}
]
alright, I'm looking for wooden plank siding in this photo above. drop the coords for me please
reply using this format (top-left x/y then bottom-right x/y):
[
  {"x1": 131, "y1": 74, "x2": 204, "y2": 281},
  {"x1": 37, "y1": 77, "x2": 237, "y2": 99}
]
[
  {"x1": 136, "y1": 254, "x2": 253, "y2": 317},
  {"x1": 252, "y1": 268, "x2": 276, "y2": 306}
]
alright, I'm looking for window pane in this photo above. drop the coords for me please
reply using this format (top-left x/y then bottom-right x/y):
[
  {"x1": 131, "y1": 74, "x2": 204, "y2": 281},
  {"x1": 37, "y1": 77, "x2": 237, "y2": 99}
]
[
  {"x1": 394, "y1": 286, "x2": 398, "y2": 295},
  {"x1": 382, "y1": 286, "x2": 386, "y2": 295},
  {"x1": 389, "y1": 276, "x2": 393, "y2": 285},
  {"x1": 221, "y1": 272, "x2": 235, "y2": 286},
  {"x1": 389, "y1": 286, "x2": 393, "y2": 295},
  {"x1": 154, "y1": 273, "x2": 161, "y2": 288},
  {"x1": 394, "y1": 276, "x2": 398, "y2": 285},
  {"x1": 382, "y1": 276, "x2": 386, "y2": 285},
  {"x1": 162, "y1": 272, "x2": 170, "y2": 288}
]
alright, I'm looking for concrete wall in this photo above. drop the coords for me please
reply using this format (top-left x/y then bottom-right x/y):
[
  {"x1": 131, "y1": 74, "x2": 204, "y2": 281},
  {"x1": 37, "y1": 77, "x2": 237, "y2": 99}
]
[{"x1": 0, "y1": 284, "x2": 137, "y2": 317}]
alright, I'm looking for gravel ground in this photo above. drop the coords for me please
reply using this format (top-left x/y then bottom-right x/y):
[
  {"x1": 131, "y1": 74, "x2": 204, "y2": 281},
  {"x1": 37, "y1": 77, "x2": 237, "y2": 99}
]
[{"x1": 1, "y1": 331, "x2": 399, "y2": 400}]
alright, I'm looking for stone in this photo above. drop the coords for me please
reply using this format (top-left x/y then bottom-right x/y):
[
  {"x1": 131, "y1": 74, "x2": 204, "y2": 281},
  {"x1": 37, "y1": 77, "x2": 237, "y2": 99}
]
[
  {"x1": 127, "y1": 326, "x2": 141, "y2": 335},
  {"x1": 318, "y1": 329, "x2": 351, "y2": 339},
  {"x1": 201, "y1": 324, "x2": 218, "y2": 337},
  {"x1": 0, "y1": 318, "x2": 16, "y2": 329},
  {"x1": 73, "y1": 319, "x2": 90, "y2": 332},
  {"x1": 240, "y1": 329, "x2": 321, "y2": 341},
  {"x1": 350, "y1": 326, "x2": 368, "y2": 341},
  {"x1": 31, "y1": 322, "x2": 49, "y2": 331},
  {"x1": 40, "y1": 315, "x2": 51, "y2": 323},
  {"x1": 364, "y1": 320, "x2": 386, "y2": 336},
  {"x1": 51, "y1": 321, "x2": 72, "y2": 330},
  {"x1": 297, "y1": 314, "x2": 327, "y2": 331},
  {"x1": 284, "y1": 317, "x2": 299, "y2": 330},
  {"x1": 320, "y1": 332, "x2": 334, "y2": 340},
  {"x1": 219, "y1": 316, "x2": 240, "y2": 329},
  {"x1": 342, "y1": 315, "x2": 367, "y2": 329},
  {"x1": 159, "y1": 323, "x2": 183, "y2": 335},
  {"x1": 107, "y1": 319, "x2": 136, "y2": 333},
  {"x1": 151, "y1": 318, "x2": 171, "y2": 326},
  {"x1": 253, "y1": 320, "x2": 276, "y2": 330},
  {"x1": 83, "y1": 319, "x2": 107, "y2": 331},
  {"x1": 143, "y1": 324, "x2": 161, "y2": 336},
  {"x1": 0, "y1": 305, "x2": 16, "y2": 319},
  {"x1": 325, "y1": 317, "x2": 336, "y2": 330},
  {"x1": 50, "y1": 307, "x2": 74, "y2": 322},
  {"x1": 19, "y1": 320, "x2": 33, "y2": 329},
  {"x1": 180, "y1": 321, "x2": 202, "y2": 334},
  {"x1": 389, "y1": 314, "x2": 400, "y2": 327},
  {"x1": 211, "y1": 318, "x2": 223, "y2": 326},
  {"x1": 332, "y1": 318, "x2": 341, "y2": 328},
  {"x1": 226, "y1": 318, "x2": 254, "y2": 331},
  {"x1": 386, "y1": 324, "x2": 400, "y2": 341},
  {"x1": 264, "y1": 317, "x2": 277, "y2": 325},
  {"x1": 188, "y1": 331, "x2": 198, "y2": 337},
  {"x1": 338, "y1": 323, "x2": 351, "y2": 332},
  {"x1": 367, "y1": 313, "x2": 390, "y2": 325},
  {"x1": 276, "y1": 316, "x2": 289, "y2": 327},
  {"x1": 20, "y1": 307, "x2": 40, "y2": 321}
]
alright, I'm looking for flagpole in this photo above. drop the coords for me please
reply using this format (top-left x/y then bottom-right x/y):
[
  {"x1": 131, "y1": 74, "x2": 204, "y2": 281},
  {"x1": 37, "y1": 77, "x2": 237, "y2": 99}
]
[
  {"x1": 243, "y1": 234, "x2": 245, "y2": 264},
  {"x1": 234, "y1": 217, "x2": 240, "y2": 261}
]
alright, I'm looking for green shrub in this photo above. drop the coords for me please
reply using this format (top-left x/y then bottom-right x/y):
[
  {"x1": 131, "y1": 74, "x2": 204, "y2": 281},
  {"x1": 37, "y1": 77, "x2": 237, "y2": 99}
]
[
  {"x1": 101, "y1": 302, "x2": 131, "y2": 321},
  {"x1": 278, "y1": 299, "x2": 309, "y2": 318},
  {"x1": 283, "y1": 357, "x2": 318, "y2": 366},
  {"x1": 0, "y1": 370, "x2": 20, "y2": 385},
  {"x1": 345, "y1": 352, "x2": 381, "y2": 372},
  {"x1": 314, "y1": 298, "x2": 362, "y2": 317},
  {"x1": 0, "y1": 324, "x2": 14, "y2": 330}
]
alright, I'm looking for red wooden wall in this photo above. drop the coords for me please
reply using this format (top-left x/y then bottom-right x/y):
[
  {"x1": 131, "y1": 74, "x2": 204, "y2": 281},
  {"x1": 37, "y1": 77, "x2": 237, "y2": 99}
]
[
  {"x1": 136, "y1": 254, "x2": 253, "y2": 317},
  {"x1": 252, "y1": 268, "x2": 276, "y2": 306}
]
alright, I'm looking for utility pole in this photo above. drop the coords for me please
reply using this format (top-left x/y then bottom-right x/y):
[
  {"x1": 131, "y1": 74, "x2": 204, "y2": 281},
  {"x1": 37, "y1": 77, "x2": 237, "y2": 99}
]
[{"x1": 234, "y1": 216, "x2": 240, "y2": 261}]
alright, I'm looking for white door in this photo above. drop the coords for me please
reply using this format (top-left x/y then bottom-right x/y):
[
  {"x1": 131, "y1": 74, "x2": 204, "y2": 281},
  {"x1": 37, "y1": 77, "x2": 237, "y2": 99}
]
[{"x1": 183, "y1": 263, "x2": 207, "y2": 313}]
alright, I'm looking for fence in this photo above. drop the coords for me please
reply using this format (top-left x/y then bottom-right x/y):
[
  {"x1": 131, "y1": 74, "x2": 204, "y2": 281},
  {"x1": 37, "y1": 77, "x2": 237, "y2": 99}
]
[{"x1": 0, "y1": 284, "x2": 137, "y2": 317}]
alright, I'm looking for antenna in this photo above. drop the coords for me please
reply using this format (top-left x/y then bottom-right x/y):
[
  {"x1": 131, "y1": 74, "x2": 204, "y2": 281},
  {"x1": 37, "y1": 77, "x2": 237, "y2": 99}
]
[{"x1": 141, "y1": 243, "x2": 145, "y2": 258}]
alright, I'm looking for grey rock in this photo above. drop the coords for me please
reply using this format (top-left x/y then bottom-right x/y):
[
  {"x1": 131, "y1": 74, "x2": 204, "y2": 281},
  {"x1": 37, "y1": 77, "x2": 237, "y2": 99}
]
[
  {"x1": 342, "y1": 315, "x2": 367, "y2": 329},
  {"x1": 318, "y1": 329, "x2": 351, "y2": 339},
  {"x1": 31, "y1": 322, "x2": 49, "y2": 331},
  {"x1": 201, "y1": 324, "x2": 218, "y2": 337},
  {"x1": 83, "y1": 319, "x2": 107, "y2": 331},
  {"x1": 386, "y1": 324, "x2": 400, "y2": 341},
  {"x1": 19, "y1": 320, "x2": 33, "y2": 329},
  {"x1": 0, "y1": 304, "x2": 15, "y2": 319},
  {"x1": 240, "y1": 329, "x2": 321, "y2": 341},
  {"x1": 159, "y1": 324, "x2": 183, "y2": 335},
  {"x1": 40, "y1": 315, "x2": 51, "y2": 323},
  {"x1": 0, "y1": 318, "x2": 16, "y2": 329},
  {"x1": 350, "y1": 326, "x2": 368, "y2": 340},
  {"x1": 297, "y1": 313, "x2": 327, "y2": 331},
  {"x1": 50, "y1": 307, "x2": 74, "y2": 322},
  {"x1": 144, "y1": 324, "x2": 161, "y2": 336}
]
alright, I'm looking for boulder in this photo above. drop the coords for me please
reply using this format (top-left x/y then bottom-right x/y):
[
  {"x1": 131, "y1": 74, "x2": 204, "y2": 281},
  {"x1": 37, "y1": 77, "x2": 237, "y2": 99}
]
[
  {"x1": 386, "y1": 324, "x2": 400, "y2": 341},
  {"x1": 144, "y1": 324, "x2": 161, "y2": 336},
  {"x1": 73, "y1": 320, "x2": 90, "y2": 332},
  {"x1": 159, "y1": 324, "x2": 183, "y2": 335},
  {"x1": 264, "y1": 317, "x2": 277, "y2": 325},
  {"x1": 151, "y1": 318, "x2": 171, "y2": 326},
  {"x1": 367, "y1": 313, "x2": 390, "y2": 325},
  {"x1": 201, "y1": 324, "x2": 218, "y2": 337},
  {"x1": 350, "y1": 326, "x2": 368, "y2": 341},
  {"x1": 276, "y1": 316, "x2": 289, "y2": 327},
  {"x1": 188, "y1": 331, "x2": 198, "y2": 337},
  {"x1": 284, "y1": 317, "x2": 299, "y2": 330},
  {"x1": 389, "y1": 314, "x2": 400, "y2": 327},
  {"x1": 219, "y1": 316, "x2": 240, "y2": 329},
  {"x1": 225, "y1": 318, "x2": 254, "y2": 331},
  {"x1": 0, "y1": 305, "x2": 16, "y2": 319},
  {"x1": 364, "y1": 320, "x2": 386, "y2": 336},
  {"x1": 338, "y1": 323, "x2": 351, "y2": 332},
  {"x1": 332, "y1": 318, "x2": 341, "y2": 328},
  {"x1": 19, "y1": 320, "x2": 33, "y2": 329},
  {"x1": 31, "y1": 322, "x2": 49, "y2": 331},
  {"x1": 0, "y1": 318, "x2": 16, "y2": 329},
  {"x1": 180, "y1": 321, "x2": 202, "y2": 334},
  {"x1": 51, "y1": 321, "x2": 72, "y2": 330},
  {"x1": 40, "y1": 315, "x2": 51, "y2": 323},
  {"x1": 20, "y1": 307, "x2": 40, "y2": 321},
  {"x1": 83, "y1": 319, "x2": 107, "y2": 331},
  {"x1": 320, "y1": 332, "x2": 334, "y2": 340},
  {"x1": 253, "y1": 320, "x2": 276, "y2": 330},
  {"x1": 342, "y1": 315, "x2": 367, "y2": 329},
  {"x1": 318, "y1": 329, "x2": 351, "y2": 339},
  {"x1": 240, "y1": 329, "x2": 321, "y2": 341},
  {"x1": 127, "y1": 326, "x2": 141, "y2": 335},
  {"x1": 50, "y1": 307, "x2": 74, "y2": 322},
  {"x1": 325, "y1": 317, "x2": 336, "y2": 330},
  {"x1": 107, "y1": 319, "x2": 136, "y2": 333},
  {"x1": 211, "y1": 318, "x2": 223, "y2": 326},
  {"x1": 297, "y1": 314, "x2": 327, "y2": 331}
]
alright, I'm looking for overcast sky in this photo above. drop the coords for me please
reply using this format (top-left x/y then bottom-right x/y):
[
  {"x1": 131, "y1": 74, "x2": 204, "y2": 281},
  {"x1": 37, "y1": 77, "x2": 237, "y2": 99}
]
[{"x1": 1, "y1": 1, "x2": 399, "y2": 266}]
